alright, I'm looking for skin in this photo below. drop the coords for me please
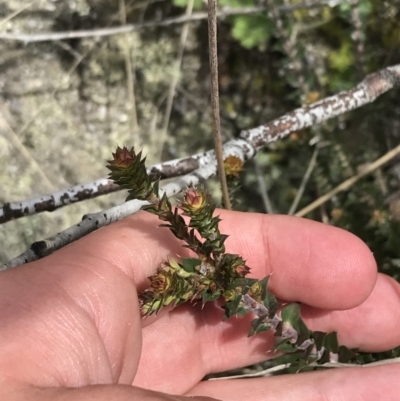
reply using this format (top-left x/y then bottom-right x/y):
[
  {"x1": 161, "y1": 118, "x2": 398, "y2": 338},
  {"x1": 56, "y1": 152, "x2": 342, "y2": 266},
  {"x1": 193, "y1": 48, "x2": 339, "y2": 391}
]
[{"x1": 1, "y1": 210, "x2": 400, "y2": 401}]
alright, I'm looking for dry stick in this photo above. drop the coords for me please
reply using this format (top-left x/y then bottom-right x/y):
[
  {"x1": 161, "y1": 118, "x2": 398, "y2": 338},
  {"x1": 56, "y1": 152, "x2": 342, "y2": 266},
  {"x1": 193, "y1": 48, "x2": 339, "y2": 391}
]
[
  {"x1": 295, "y1": 143, "x2": 400, "y2": 217},
  {"x1": 268, "y1": 0, "x2": 316, "y2": 214},
  {"x1": 349, "y1": 0, "x2": 365, "y2": 77},
  {"x1": 1, "y1": 63, "x2": 400, "y2": 224},
  {"x1": 266, "y1": 0, "x2": 307, "y2": 93},
  {"x1": 119, "y1": 0, "x2": 140, "y2": 146},
  {"x1": 288, "y1": 144, "x2": 320, "y2": 215},
  {"x1": 0, "y1": 2, "x2": 344, "y2": 43},
  {"x1": 253, "y1": 158, "x2": 274, "y2": 214},
  {"x1": 209, "y1": 356, "x2": 400, "y2": 380},
  {"x1": 0, "y1": 1, "x2": 36, "y2": 27},
  {"x1": 158, "y1": 0, "x2": 194, "y2": 159},
  {"x1": 207, "y1": 0, "x2": 231, "y2": 210}
]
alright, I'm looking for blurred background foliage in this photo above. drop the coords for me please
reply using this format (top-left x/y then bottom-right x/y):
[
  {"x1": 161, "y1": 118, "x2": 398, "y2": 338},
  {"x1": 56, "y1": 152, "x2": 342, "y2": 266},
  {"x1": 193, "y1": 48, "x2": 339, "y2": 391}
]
[{"x1": 0, "y1": 0, "x2": 400, "y2": 369}]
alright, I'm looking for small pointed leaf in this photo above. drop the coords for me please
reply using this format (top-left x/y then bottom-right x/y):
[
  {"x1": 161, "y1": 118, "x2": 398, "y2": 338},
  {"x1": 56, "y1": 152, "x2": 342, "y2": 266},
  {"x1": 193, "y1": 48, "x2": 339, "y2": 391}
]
[
  {"x1": 181, "y1": 258, "x2": 202, "y2": 273},
  {"x1": 323, "y1": 331, "x2": 339, "y2": 354},
  {"x1": 248, "y1": 316, "x2": 271, "y2": 337},
  {"x1": 202, "y1": 291, "x2": 221, "y2": 303}
]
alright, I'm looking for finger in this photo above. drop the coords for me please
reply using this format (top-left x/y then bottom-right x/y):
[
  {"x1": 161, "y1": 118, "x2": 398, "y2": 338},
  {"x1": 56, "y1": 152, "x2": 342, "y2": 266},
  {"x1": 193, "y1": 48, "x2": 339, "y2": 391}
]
[
  {"x1": 217, "y1": 211, "x2": 377, "y2": 309},
  {"x1": 65, "y1": 209, "x2": 376, "y2": 310},
  {"x1": 186, "y1": 363, "x2": 400, "y2": 401},
  {"x1": 302, "y1": 273, "x2": 400, "y2": 351}
]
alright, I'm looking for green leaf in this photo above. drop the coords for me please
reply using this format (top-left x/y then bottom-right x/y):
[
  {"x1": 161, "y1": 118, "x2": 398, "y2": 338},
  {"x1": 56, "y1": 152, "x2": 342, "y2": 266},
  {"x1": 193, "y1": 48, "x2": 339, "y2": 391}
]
[
  {"x1": 263, "y1": 289, "x2": 280, "y2": 318},
  {"x1": 181, "y1": 257, "x2": 201, "y2": 273},
  {"x1": 231, "y1": 15, "x2": 271, "y2": 49},
  {"x1": 202, "y1": 291, "x2": 221, "y2": 303},
  {"x1": 173, "y1": 0, "x2": 203, "y2": 8},
  {"x1": 328, "y1": 41, "x2": 354, "y2": 72},
  {"x1": 248, "y1": 316, "x2": 271, "y2": 337},
  {"x1": 311, "y1": 331, "x2": 327, "y2": 351},
  {"x1": 275, "y1": 340, "x2": 298, "y2": 354},
  {"x1": 338, "y1": 345, "x2": 357, "y2": 363},
  {"x1": 281, "y1": 303, "x2": 310, "y2": 340},
  {"x1": 224, "y1": 293, "x2": 248, "y2": 319},
  {"x1": 281, "y1": 303, "x2": 301, "y2": 324},
  {"x1": 257, "y1": 276, "x2": 270, "y2": 298},
  {"x1": 229, "y1": 277, "x2": 258, "y2": 291},
  {"x1": 323, "y1": 331, "x2": 339, "y2": 354}
]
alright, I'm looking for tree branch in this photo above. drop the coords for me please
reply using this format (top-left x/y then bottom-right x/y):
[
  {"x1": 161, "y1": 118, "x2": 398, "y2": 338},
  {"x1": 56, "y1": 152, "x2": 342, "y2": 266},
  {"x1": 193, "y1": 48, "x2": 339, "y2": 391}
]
[
  {"x1": 1, "y1": 64, "x2": 399, "y2": 223},
  {"x1": 241, "y1": 64, "x2": 400, "y2": 150},
  {"x1": 2, "y1": 162, "x2": 218, "y2": 270},
  {"x1": 288, "y1": 144, "x2": 320, "y2": 215},
  {"x1": 0, "y1": 140, "x2": 250, "y2": 224},
  {"x1": 158, "y1": 0, "x2": 194, "y2": 159},
  {"x1": 0, "y1": 2, "x2": 345, "y2": 43}
]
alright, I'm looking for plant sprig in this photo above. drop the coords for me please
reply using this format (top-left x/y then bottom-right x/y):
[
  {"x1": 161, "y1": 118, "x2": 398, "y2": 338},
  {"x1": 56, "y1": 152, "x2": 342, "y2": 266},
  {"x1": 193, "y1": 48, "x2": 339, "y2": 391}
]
[{"x1": 107, "y1": 146, "x2": 356, "y2": 367}]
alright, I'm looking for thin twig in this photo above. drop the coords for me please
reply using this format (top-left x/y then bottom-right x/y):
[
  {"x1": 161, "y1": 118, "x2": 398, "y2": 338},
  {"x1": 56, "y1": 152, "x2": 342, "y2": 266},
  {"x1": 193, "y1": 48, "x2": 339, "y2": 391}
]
[
  {"x1": 119, "y1": 0, "x2": 140, "y2": 146},
  {"x1": 208, "y1": 0, "x2": 231, "y2": 210},
  {"x1": 349, "y1": 0, "x2": 365, "y2": 77},
  {"x1": 0, "y1": 2, "x2": 344, "y2": 43},
  {"x1": 253, "y1": 158, "x2": 274, "y2": 214},
  {"x1": 209, "y1": 356, "x2": 400, "y2": 380},
  {"x1": 0, "y1": 1, "x2": 36, "y2": 27},
  {"x1": 288, "y1": 145, "x2": 320, "y2": 215},
  {"x1": 158, "y1": 0, "x2": 194, "y2": 159},
  {"x1": 208, "y1": 363, "x2": 291, "y2": 380},
  {"x1": 266, "y1": 0, "x2": 307, "y2": 93},
  {"x1": 296, "y1": 143, "x2": 400, "y2": 217}
]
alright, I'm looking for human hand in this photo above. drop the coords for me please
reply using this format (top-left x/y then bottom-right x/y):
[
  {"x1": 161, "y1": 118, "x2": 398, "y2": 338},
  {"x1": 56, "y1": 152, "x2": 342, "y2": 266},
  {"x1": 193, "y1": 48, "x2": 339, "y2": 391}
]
[{"x1": 1, "y1": 210, "x2": 400, "y2": 401}]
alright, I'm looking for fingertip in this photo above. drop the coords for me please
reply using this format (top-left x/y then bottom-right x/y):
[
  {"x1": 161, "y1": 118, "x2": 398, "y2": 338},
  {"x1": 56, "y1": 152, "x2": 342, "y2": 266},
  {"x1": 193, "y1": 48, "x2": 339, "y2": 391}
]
[
  {"x1": 218, "y1": 211, "x2": 377, "y2": 309},
  {"x1": 272, "y1": 215, "x2": 378, "y2": 309},
  {"x1": 303, "y1": 273, "x2": 400, "y2": 352}
]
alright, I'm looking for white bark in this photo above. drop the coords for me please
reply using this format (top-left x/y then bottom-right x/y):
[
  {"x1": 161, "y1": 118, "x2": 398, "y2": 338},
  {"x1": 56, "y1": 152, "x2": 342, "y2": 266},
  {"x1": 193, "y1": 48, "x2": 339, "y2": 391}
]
[
  {"x1": 0, "y1": 139, "x2": 251, "y2": 224},
  {"x1": 1, "y1": 162, "x2": 218, "y2": 270}
]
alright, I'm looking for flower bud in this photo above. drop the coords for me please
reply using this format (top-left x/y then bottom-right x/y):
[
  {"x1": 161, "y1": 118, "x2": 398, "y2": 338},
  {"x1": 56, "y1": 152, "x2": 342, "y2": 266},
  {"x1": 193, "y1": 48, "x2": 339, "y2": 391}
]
[
  {"x1": 149, "y1": 271, "x2": 172, "y2": 294},
  {"x1": 223, "y1": 155, "x2": 243, "y2": 177},
  {"x1": 108, "y1": 146, "x2": 135, "y2": 169},
  {"x1": 182, "y1": 188, "x2": 206, "y2": 211},
  {"x1": 234, "y1": 263, "x2": 250, "y2": 278}
]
